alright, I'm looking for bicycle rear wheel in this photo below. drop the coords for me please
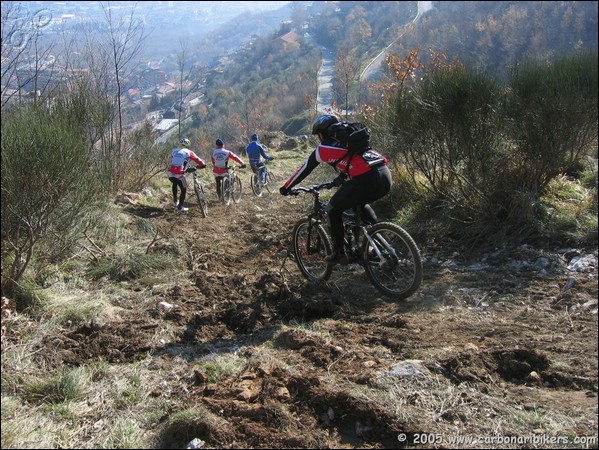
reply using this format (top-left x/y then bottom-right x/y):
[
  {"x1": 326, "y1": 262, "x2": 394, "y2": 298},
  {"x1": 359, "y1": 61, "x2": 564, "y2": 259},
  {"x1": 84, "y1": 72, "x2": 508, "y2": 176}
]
[
  {"x1": 250, "y1": 174, "x2": 263, "y2": 197},
  {"x1": 291, "y1": 218, "x2": 333, "y2": 282},
  {"x1": 264, "y1": 170, "x2": 276, "y2": 193},
  {"x1": 222, "y1": 178, "x2": 232, "y2": 206},
  {"x1": 362, "y1": 222, "x2": 422, "y2": 300},
  {"x1": 232, "y1": 176, "x2": 242, "y2": 203},
  {"x1": 194, "y1": 179, "x2": 208, "y2": 218}
]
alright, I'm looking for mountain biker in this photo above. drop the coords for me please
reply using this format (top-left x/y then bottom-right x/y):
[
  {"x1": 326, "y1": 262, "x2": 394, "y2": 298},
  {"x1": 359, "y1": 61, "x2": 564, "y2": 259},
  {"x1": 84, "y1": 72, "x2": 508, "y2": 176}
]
[
  {"x1": 246, "y1": 133, "x2": 274, "y2": 183},
  {"x1": 279, "y1": 114, "x2": 392, "y2": 265},
  {"x1": 211, "y1": 138, "x2": 246, "y2": 199},
  {"x1": 167, "y1": 138, "x2": 207, "y2": 213}
]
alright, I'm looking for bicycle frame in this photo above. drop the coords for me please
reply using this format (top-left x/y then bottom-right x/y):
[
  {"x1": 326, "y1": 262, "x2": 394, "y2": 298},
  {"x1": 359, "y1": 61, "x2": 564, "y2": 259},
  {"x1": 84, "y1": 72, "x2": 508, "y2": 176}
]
[
  {"x1": 221, "y1": 165, "x2": 243, "y2": 205},
  {"x1": 289, "y1": 180, "x2": 423, "y2": 300},
  {"x1": 250, "y1": 159, "x2": 276, "y2": 197},
  {"x1": 342, "y1": 209, "x2": 398, "y2": 268},
  {"x1": 185, "y1": 166, "x2": 208, "y2": 217},
  {"x1": 224, "y1": 166, "x2": 237, "y2": 185}
]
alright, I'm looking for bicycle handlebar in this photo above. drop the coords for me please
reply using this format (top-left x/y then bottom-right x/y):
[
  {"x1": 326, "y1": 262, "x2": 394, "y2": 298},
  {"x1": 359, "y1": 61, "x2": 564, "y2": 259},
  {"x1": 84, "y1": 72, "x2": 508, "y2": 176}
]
[
  {"x1": 289, "y1": 181, "x2": 335, "y2": 196},
  {"x1": 185, "y1": 165, "x2": 206, "y2": 173}
]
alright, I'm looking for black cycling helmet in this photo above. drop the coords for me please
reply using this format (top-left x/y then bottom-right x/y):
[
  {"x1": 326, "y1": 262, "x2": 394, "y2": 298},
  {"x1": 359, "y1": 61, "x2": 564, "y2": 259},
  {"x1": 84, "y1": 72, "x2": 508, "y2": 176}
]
[
  {"x1": 216, "y1": 138, "x2": 224, "y2": 147},
  {"x1": 311, "y1": 114, "x2": 339, "y2": 135}
]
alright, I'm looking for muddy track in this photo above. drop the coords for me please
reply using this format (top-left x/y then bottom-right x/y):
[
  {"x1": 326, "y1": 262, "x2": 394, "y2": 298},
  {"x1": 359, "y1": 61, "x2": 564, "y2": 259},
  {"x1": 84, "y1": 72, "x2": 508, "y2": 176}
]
[{"x1": 33, "y1": 179, "x2": 598, "y2": 449}]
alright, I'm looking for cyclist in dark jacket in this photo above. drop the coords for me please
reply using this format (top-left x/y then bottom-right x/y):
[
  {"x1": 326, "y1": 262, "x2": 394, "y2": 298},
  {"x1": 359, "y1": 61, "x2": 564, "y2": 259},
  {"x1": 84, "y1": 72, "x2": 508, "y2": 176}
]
[
  {"x1": 279, "y1": 114, "x2": 392, "y2": 265},
  {"x1": 246, "y1": 133, "x2": 273, "y2": 183}
]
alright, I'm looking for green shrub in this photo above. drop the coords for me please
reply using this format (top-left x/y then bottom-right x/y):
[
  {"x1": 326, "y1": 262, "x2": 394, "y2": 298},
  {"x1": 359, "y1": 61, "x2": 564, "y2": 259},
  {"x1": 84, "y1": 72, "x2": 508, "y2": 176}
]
[
  {"x1": 506, "y1": 50, "x2": 598, "y2": 195},
  {"x1": 1, "y1": 93, "x2": 102, "y2": 294},
  {"x1": 379, "y1": 50, "x2": 598, "y2": 247}
]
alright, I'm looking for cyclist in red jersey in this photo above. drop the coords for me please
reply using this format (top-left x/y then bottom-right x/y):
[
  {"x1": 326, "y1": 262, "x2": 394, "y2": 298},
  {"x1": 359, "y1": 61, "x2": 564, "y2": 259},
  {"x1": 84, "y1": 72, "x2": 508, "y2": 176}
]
[
  {"x1": 211, "y1": 138, "x2": 246, "y2": 199},
  {"x1": 167, "y1": 138, "x2": 207, "y2": 213},
  {"x1": 279, "y1": 114, "x2": 393, "y2": 265}
]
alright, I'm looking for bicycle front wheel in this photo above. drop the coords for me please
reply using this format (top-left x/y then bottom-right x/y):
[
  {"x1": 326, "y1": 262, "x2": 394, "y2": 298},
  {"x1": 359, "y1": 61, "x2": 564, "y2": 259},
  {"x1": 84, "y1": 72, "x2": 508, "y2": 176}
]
[
  {"x1": 232, "y1": 176, "x2": 242, "y2": 203},
  {"x1": 264, "y1": 170, "x2": 276, "y2": 193},
  {"x1": 291, "y1": 218, "x2": 333, "y2": 282},
  {"x1": 250, "y1": 174, "x2": 263, "y2": 197},
  {"x1": 194, "y1": 180, "x2": 208, "y2": 218},
  {"x1": 362, "y1": 222, "x2": 422, "y2": 300}
]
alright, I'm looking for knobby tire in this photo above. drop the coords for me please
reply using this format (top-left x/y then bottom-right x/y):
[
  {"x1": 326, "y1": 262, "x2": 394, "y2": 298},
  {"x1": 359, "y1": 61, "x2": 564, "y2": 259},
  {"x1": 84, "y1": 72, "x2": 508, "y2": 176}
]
[
  {"x1": 264, "y1": 170, "x2": 276, "y2": 193},
  {"x1": 251, "y1": 174, "x2": 263, "y2": 197},
  {"x1": 232, "y1": 176, "x2": 242, "y2": 203},
  {"x1": 291, "y1": 218, "x2": 333, "y2": 282},
  {"x1": 194, "y1": 180, "x2": 208, "y2": 218},
  {"x1": 362, "y1": 222, "x2": 423, "y2": 300},
  {"x1": 222, "y1": 178, "x2": 232, "y2": 206}
]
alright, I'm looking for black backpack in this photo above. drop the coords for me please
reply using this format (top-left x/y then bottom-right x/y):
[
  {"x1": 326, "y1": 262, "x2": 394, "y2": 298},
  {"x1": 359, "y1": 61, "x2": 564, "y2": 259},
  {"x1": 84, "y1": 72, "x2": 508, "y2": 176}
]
[
  {"x1": 329, "y1": 121, "x2": 371, "y2": 154},
  {"x1": 329, "y1": 121, "x2": 372, "y2": 170}
]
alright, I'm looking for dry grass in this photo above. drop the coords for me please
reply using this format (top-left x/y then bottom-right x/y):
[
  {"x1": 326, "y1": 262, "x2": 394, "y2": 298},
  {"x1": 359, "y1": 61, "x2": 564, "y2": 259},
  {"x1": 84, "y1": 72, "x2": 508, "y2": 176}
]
[{"x1": 1, "y1": 146, "x2": 596, "y2": 450}]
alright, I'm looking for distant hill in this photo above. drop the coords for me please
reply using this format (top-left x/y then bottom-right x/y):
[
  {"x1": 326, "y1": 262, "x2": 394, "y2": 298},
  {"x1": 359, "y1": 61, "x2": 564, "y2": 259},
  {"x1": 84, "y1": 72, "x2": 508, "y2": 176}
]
[
  {"x1": 391, "y1": 0, "x2": 599, "y2": 79},
  {"x1": 190, "y1": 2, "x2": 296, "y2": 64},
  {"x1": 180, "y1": 1, "x2": 597, "y2": 137}
]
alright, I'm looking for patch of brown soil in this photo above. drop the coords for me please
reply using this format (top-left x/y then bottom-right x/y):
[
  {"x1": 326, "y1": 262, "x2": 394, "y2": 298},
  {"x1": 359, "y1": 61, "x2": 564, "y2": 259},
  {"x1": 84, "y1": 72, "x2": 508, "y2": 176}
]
[{"x1": 32, "y1": 181, "x2": 598, "y2": 449}]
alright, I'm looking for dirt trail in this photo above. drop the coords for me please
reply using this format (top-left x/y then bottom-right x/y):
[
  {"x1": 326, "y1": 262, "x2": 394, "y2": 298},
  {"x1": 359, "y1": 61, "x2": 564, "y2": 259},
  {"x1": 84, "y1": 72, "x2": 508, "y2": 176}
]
[{"x1": 34, "y1": 176, "x2": 598, "y2": 449}]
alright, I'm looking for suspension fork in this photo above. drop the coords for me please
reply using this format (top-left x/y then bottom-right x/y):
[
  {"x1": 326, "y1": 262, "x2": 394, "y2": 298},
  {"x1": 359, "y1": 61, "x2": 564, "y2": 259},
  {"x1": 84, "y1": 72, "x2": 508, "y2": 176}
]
[
  {"x1": 303, "y1": 195, "x2": 326, "y2": 253},
  {"x1": 305, "y1": 215, "x2": 323, "y2": 252}
]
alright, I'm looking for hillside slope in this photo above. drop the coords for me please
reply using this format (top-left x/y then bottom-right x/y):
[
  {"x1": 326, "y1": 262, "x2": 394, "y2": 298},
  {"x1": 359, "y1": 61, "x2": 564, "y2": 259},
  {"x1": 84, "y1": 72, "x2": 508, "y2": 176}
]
[{"x1": 21, "y1": 159, "x2": 598, "y2": 449}]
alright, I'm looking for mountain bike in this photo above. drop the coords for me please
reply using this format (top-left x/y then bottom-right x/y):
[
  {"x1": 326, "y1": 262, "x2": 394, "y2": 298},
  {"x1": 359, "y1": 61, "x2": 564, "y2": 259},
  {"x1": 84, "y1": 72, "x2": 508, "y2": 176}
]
[
  {"x1": 250, "y1": 159, "x2": 276, "y2": 197},
  {"x1": 185, "y1": 166, "x2": 208, "y2": 217},
  {"x1": 289, "y1": 181, "x2": 423, "y2": 300},
  {"x1": 221, "y1": 165, "x2": 243, "y2": 206}
]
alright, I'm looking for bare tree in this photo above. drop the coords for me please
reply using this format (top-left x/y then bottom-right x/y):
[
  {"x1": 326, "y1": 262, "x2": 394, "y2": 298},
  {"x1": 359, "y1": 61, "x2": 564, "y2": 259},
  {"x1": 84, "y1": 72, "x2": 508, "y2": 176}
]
[
  {"x1": 176, "y1": 39, "x2": 200, "y2": 140},
  {"x1": 102, "y1": 3, "x2": 145, "y2": 138},
  {"x1": 335, "y1": 44, "x2": 358, "y2": 115},
  {"x1": 1, "y1": 3, "x2": 55, "y2": 110},
  {"x1": 27, "y1": 29, "x2": 58, "y2": 106},
  {"x1": 241, "y1": 83, "x2": 262, "y2": 138},
  {"x1": 2, "y1": 2, "x2": 32, "y2": 108},
  {"x1": 99, "y1": 1, "x2": 147, "y2": 191},
  {"x1": 344, "y1": 5, "x2": 372, "y2": 49}
]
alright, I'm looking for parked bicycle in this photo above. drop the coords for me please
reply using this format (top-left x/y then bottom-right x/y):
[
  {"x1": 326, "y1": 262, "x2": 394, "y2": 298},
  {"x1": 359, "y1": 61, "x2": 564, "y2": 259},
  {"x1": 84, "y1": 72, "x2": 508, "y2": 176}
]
[
  {"x1": 221, "y1": 165, "x2": 243, "y2": 206},
  {"x1": 288, "y1": 181, "x2": 423, "y2": 300},
  {"x1": 185, "y1": 166, "x2": 208, "y2": 217},
  {"x1": 250, "y1": 159, "x2": 276, "y2": 197}
]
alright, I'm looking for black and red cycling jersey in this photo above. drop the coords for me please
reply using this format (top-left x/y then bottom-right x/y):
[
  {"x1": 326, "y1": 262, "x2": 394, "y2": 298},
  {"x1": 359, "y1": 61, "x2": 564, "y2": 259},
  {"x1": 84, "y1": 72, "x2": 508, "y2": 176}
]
[{"x1": 282, "y1": 141, "x2": 387, "y2": 190}]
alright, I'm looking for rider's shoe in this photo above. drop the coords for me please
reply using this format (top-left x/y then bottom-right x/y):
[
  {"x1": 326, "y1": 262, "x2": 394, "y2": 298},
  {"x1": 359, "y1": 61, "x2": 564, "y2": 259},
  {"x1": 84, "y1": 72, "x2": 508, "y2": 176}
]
[
  {"x1": 325, "y1": 252, "x2": 349, "y2": 266},
  {"x1": 177, "y1": 206, "x2": 189, "y2": 213},
  {"x1": 173, "y1": 201, "x2": 178, "y2": 209}
]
